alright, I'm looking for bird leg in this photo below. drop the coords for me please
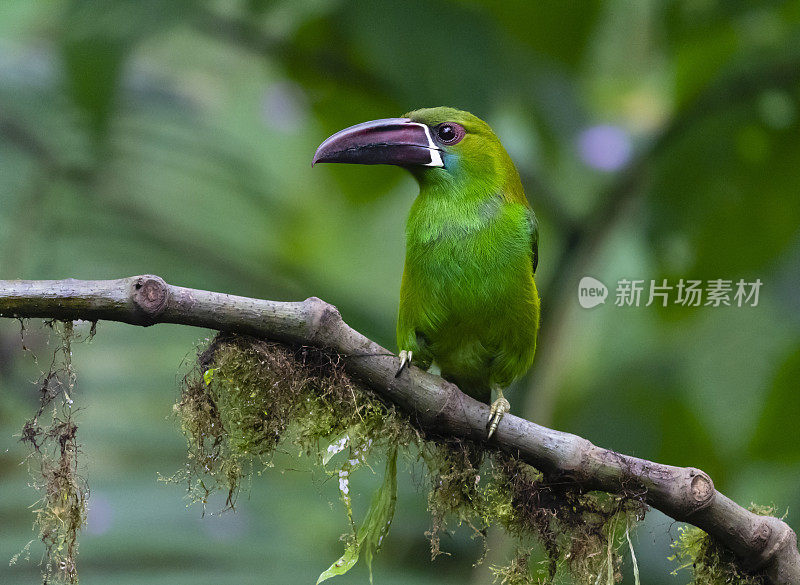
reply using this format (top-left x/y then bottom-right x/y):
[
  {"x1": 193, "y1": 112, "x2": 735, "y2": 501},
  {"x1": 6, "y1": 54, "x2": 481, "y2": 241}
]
[
  {"x1": 395, "y1": 350, "x2": 413, "y2": 377},
  {"x1": 487, "y1": 386, "x2": 510, "y2": 439}
]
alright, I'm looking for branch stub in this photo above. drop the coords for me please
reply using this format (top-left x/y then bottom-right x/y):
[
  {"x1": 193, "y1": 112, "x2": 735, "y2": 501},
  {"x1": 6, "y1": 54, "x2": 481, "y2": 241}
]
[{"x1": 131, "y1": 275, "x2": 169, "y2": 320}]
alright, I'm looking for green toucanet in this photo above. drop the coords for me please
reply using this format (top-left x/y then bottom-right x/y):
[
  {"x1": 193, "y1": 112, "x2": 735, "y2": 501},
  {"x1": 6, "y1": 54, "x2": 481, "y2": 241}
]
[{"x1": 313, "y1": 107, "x2": 540, "y2": 438}]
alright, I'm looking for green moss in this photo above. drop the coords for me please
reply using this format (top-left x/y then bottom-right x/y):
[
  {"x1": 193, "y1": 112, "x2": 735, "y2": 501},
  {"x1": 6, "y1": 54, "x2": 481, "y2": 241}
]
[
  {"x1": 171, "y1": 334, "x2": 417, "y2": 510},
  {"x1": 489, "y1": 549, "x2": 533, "y2": 585},
  {"x1": 172, "y1": 334, "x2": 650, "y2": 584},
  {"x1": 486, "y1": 456, "x2": 647, "y2": 584},
  {"x1": 170, "y1": 334, "x2": 421, "y2": 582},
  {"x1": 421, "y1": 439, "x2": 487, "y2": 558},
  {"x1": 669, "y1": 504, "x2": 775, "y2": 585}
]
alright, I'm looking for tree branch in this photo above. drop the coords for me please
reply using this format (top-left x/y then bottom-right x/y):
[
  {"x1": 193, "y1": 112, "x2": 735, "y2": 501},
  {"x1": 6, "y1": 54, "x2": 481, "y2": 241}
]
[{"x1": 1, "y1": 276, "x2": 797, "y2": 584}]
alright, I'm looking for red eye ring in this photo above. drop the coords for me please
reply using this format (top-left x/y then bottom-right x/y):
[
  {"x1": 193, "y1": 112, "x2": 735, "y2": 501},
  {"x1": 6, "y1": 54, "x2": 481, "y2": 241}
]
[{"x1": 435, "y1": 123, "x2": 465, "y2": 145}]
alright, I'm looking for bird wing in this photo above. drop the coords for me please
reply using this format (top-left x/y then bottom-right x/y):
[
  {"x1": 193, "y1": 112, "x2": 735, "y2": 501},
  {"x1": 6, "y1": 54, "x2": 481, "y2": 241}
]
[{"x1": 529, "y1": 211, "x2": 539, "y2": 274}]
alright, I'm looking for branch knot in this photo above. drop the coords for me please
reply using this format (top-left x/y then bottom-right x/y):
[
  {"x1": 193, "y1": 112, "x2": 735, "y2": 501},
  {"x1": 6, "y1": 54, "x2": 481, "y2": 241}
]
[
  {"x1": 689, "y1": 470, "x2": 714, "y2": 507},
  {"x1": 131, "y1": 275, "x2": 169, "y2": 322}
]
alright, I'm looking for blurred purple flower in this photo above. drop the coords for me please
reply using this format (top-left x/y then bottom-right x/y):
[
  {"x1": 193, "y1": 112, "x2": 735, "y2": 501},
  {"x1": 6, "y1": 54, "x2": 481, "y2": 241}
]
[{"x1": 578, "y1": 125, "x2": 632, "y2": 172}]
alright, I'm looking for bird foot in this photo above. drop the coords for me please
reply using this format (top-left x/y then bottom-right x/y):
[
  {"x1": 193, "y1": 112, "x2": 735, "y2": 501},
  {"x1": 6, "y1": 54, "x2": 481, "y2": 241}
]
[
  {"x1": 487, "y1": 396, "x2": 510, "y2": 439},
  {"x1": 395, "y1": 350, "x2": 412, "y2": 377}
]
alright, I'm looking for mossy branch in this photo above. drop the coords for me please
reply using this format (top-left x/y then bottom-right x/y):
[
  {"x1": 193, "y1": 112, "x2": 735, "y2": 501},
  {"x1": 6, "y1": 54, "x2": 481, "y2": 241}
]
[{"x1": 1, "y1": 275, "x2": 797, "y2": 584}]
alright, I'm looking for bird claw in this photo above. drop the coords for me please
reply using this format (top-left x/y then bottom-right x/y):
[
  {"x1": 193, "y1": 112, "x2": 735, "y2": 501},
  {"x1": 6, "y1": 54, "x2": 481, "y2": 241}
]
[
  {"x1": 395, "y1": 350, "x2": 412, "y2": 377},
  {"x1": 486, "y1": 396, "x2": 510, "y2": 439}
]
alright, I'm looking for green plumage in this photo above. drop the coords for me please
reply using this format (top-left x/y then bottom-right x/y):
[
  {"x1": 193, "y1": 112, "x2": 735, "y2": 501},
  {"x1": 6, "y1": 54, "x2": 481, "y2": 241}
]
[{"x1": 397, "y1": 107, "x2": 540, "y2": 403}]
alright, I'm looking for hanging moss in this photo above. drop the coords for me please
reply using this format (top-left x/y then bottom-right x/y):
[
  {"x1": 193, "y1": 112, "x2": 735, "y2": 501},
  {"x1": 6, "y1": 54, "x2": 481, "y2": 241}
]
[
  {"x1": 421, "y1": 438, "x2": 488, "y2": 559},
  {"x1": 15, "y1": 321, "x2": 89, "y2": 585},
  {"x1": 489, "y1": 548, "x2": 532, "y2": 585},
  {"x1": 170, "y1": 333, "x2": 418, "y2": 510},
  {"x1": 485, "y1": 456, "x2": 647, "y2": 584},
  {"x1": 171, "y1": 333, "x2": 651, "y2": 584}
]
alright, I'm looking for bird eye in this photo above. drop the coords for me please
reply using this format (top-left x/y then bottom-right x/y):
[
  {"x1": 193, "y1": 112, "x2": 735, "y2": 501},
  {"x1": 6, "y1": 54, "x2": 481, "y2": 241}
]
[{"x1": 435, "y1": 123, "x2": 464, "y2": 145}]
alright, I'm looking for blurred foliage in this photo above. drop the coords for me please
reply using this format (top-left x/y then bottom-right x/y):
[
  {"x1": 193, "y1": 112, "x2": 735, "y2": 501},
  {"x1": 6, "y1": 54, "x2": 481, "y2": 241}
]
[{"x1": 1, "y1": 0, "x2": 799, "y2": 584}]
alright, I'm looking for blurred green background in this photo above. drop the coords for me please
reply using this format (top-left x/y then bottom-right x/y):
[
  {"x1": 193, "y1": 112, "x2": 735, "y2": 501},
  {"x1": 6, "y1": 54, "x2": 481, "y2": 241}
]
[{"x1": 1, "y1": 1, "x2": 799, "y2": 583}]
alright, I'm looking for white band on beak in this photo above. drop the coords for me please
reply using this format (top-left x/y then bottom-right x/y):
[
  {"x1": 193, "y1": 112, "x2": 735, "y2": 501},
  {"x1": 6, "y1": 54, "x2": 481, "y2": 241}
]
[{"x1": 418, "y1": 123, "x2": 444, "y2": 167}]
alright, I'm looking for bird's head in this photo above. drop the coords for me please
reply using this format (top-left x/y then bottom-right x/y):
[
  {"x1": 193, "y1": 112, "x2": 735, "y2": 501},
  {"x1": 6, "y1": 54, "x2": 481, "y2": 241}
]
[{"x1": 312, "y1": 107, "x2": 513, "y2": 193}]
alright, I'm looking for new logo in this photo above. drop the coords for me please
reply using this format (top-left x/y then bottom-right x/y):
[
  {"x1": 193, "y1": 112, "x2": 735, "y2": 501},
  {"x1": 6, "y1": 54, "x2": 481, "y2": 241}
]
[{"x1": 578, "y1": 276, "x2": 608, "y2": 308}]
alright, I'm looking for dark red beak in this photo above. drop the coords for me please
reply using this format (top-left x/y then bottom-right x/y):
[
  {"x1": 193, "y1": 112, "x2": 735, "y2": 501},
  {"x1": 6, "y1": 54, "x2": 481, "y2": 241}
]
[{"x1": 312, "y1": 118, "x2": 443, "y2": 167}]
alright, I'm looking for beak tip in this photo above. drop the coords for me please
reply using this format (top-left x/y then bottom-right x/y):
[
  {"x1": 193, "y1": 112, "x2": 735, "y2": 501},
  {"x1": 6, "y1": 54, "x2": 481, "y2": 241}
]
[{"x1": 311, "y1": 146, "x2": 328, "y2": 167}]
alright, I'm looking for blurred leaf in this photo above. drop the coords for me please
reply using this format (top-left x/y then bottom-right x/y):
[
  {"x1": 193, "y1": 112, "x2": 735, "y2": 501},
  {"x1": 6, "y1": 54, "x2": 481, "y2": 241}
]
[
  {"x1": 662, "y1": 2, "x2": 740, "y2": 108},
  {"x1": 60, "y1": 0, "x2": 193, "y2": 142},
  {"x1": 333, "y1": 0, "x2": 503, "y2": 112},
  {"x1": 245, "y1": 0, "x2": 275, "y2": 15},
  {"x1": 657, "y1": 397, "x2": 725, "y2": 483},
  {"x1": 648, "y1": 81, "x2": 800, "y2": 277},
  {"x1": 62, "y1": 37, "x2": 127, "y2": 141},
  {"x1": 749, "y1": 347, "x2": 800, "y2": 463},
  {"x1": 663, "y1": 3, "x2": 799, "y2": 107},
  {"x1": 473, "y1": 0, "x2": 603, "y2": 70},
  {"x1": 672, "y1": 25, "x2": 738, "y2": 108}
]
